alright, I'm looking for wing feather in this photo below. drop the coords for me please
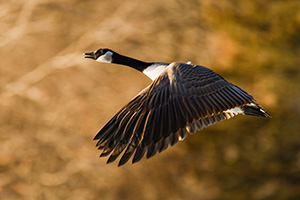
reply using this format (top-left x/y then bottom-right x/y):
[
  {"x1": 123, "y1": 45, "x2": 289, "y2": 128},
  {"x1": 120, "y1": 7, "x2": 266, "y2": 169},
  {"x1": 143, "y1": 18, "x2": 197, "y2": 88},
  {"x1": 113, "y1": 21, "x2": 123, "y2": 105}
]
[
  {"x1": 146, "y1": 142, "x2": 158, "y2": 159},
  {"x1": 94, "y1": 62, "x2": 269, "y2": 166},
  {"x1": 132, "y1": 144, "x2": 146, "y2": 163}
]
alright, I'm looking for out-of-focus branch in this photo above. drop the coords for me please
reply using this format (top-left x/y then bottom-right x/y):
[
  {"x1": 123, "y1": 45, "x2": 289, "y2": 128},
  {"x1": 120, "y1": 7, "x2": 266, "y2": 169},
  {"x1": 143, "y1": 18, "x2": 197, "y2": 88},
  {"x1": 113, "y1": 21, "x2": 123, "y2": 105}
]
[
  {"x1": 1, "y1": 0, "x2": 142, "y2": 101},
  {"x1": 0, "y1": 1, "x2": 41, "y2": 47}
]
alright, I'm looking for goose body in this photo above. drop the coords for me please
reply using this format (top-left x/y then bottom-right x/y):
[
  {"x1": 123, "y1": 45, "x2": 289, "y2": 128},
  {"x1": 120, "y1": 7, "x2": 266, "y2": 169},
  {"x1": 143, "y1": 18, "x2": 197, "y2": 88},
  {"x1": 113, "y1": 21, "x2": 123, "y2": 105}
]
[{"x1": 84, "y1": 48, "x2": 271, "y2": 166}]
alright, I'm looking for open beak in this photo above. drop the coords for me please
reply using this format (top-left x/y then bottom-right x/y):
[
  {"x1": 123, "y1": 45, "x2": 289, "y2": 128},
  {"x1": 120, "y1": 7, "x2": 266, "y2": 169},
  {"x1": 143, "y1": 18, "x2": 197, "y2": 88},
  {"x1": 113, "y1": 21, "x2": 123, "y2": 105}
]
[{"x1": 83, "y1": 51, "x2": 96, "y2": 59}]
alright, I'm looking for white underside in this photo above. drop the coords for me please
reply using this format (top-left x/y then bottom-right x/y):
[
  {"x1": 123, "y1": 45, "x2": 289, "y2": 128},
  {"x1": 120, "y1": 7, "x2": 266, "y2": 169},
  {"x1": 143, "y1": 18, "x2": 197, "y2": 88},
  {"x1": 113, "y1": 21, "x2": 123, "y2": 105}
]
[
  {"x1": 223, "y1": 103, "x2": 257, "y2": 118},
  {"x1": 224, "y1": 107, "x2": 244, "y2": 114},
  {"x1": 142, "y1": 63, "x2": 169, "y2": 81},
  {"x1": 223, "y1": 107, "x2": 244, "y2": 119}
]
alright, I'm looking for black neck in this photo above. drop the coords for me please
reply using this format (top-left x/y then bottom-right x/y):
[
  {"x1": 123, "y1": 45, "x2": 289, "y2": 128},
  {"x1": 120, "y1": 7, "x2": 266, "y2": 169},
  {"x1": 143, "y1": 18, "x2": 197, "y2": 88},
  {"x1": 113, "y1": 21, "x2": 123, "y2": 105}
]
[{"x1": 112, "y1": 53, "x2": 153, "y2": 72}]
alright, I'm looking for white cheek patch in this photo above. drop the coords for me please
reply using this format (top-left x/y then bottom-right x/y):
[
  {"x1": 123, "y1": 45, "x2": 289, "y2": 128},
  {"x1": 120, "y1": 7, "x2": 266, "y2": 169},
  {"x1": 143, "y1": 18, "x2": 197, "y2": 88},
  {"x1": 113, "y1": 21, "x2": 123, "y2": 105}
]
[{"x1": 96, "y1": 51, "x2": 113, "y2": 63}]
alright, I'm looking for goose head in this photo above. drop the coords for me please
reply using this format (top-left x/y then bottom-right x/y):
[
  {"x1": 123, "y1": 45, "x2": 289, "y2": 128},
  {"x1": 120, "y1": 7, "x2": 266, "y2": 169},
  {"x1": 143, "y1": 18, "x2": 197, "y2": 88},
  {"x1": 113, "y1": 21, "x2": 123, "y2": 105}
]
[{"x1": 84, "y1": 48, "x2": 115, "y2": 63}]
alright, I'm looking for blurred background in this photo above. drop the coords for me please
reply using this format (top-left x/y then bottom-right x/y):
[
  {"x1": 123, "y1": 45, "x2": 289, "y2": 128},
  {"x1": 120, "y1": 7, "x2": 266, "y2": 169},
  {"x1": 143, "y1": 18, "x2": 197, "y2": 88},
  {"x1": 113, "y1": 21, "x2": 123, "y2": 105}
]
[{"x1": 1, "y1": 0, "x2": 299, "y2": 199}]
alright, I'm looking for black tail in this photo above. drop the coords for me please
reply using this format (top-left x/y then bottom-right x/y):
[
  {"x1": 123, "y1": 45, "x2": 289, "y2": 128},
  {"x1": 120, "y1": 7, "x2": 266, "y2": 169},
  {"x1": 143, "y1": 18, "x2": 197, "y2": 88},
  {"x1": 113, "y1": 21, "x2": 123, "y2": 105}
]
[{"x1": 241, "y1": 104, "x2": 271, "y2": 118}]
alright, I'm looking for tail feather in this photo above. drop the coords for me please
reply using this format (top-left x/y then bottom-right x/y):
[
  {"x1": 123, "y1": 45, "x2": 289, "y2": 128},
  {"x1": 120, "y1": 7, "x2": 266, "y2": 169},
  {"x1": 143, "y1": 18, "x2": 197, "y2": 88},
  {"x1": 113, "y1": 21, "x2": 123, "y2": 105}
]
[{"x1": 241, "y1": 104, "x2": 271, "y2": 118}]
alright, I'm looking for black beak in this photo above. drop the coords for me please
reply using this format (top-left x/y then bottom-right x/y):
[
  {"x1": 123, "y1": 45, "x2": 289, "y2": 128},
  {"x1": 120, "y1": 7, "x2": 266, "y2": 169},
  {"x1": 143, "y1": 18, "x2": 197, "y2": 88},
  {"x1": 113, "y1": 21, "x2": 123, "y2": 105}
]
[{"x1": 83, "y1": 51, "x2": 96, "y2": 59}]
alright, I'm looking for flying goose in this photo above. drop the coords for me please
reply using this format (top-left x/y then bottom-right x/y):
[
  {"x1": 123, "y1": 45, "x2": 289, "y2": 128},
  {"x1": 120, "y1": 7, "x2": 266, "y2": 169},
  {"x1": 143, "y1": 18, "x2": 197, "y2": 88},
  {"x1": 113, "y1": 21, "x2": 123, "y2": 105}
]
[{"x1": 84, "y1": 48, "x2": 271, "y2": 166}]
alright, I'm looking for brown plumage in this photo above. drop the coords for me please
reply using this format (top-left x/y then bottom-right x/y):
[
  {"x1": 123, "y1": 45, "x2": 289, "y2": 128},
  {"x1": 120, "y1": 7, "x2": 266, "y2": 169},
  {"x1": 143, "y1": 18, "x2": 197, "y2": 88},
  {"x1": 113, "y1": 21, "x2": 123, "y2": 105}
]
[{"x1": 84, "y1": 49, "x2": 271, "y2": 166}]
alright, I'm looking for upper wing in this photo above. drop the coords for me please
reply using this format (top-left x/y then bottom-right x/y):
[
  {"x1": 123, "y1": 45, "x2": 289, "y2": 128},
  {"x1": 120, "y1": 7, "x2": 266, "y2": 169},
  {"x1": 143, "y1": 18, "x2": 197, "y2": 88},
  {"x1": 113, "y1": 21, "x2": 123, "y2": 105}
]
[{"x1": 94, "y1": 62, "x2": 260, "y2": 166}]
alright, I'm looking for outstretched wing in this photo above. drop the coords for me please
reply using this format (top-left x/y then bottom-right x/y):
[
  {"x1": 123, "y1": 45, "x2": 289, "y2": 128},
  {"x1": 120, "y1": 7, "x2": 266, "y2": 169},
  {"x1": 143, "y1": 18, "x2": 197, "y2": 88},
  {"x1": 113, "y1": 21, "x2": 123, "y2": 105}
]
[{"x1": 94, "y1": 62, "x2": 268, "y2": 166}]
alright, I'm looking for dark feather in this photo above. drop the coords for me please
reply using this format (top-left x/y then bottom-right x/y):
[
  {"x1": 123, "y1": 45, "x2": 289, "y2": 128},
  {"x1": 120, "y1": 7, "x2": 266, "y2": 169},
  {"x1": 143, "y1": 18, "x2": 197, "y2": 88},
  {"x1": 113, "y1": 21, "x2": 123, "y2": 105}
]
[
  {"x1": 169, "y1": 132, "x2": 179, "y2": 146},
  {"x1": 179, "y1": 128, "x2": 188, "y2": 141},
  {"x1": 118, "y1": 135, "x2": 139, "y2": 166},
  {"x1": 142, "y1": 110, "x2": 156, "y2": 147},
  {"x1": 146, "y1": 143, "x2": 158, "y2": 159},
  {"x1": 93, "y1": 62, "x2": 270, "y2": 166},
  {"x1": 158, "y1": 137, "x2": 169, "y2": 153},
  {"x1": 132, "y1": 144, "x2": 146, "y2": 163}
]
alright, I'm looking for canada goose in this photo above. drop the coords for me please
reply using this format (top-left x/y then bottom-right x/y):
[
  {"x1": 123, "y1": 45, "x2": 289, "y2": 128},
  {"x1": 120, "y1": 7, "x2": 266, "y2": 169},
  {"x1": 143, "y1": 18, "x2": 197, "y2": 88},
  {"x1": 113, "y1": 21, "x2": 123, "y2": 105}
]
[{"x1": 84, "y1": 48, "x2": 271, "y2": 166}]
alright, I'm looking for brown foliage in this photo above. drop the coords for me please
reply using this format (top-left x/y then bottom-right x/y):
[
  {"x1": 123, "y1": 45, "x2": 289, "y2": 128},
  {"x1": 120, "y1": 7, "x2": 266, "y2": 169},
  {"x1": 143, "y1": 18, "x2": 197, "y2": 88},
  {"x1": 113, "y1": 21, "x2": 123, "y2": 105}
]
[{"x1": 1, "y1": 0, "x2": 299, "y2": 199}]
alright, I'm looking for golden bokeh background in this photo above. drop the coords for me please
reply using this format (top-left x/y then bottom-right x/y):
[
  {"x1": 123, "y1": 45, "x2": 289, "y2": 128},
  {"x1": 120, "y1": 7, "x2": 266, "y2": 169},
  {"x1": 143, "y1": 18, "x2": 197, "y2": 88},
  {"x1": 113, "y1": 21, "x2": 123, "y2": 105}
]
[{"x1": 1, "y1": 0, "x2": 299, "y2": 199}]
